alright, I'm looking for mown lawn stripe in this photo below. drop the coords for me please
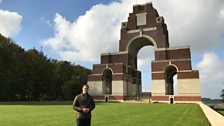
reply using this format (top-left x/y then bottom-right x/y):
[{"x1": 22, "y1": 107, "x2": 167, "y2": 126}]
[{"x1": 0, "y1": 103, "x2": 210, "y2": 126}]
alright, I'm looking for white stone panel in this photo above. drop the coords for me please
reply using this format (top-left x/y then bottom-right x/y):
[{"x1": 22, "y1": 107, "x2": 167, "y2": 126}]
[
  {"x1": 88, "y1": 81, "x2": 103, "y2": 95},
  {"x1": 152, "y1": 80, "x2": 166, "y2": 96},
  {"x1": 123, "y1": 81, "x2": 128, "y2": 95},
  {"x1": 136, "y1": 12, "x2": 147, "y2": 26},
  {"x1": 178, "y1": 79, "x2": 200, "y2": 96},
  {"x1": 112, "y1": 81, "x2": 125, "y2": 95}
]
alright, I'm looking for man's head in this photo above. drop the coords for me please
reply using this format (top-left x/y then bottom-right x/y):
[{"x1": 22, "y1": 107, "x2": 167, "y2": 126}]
[{"x1": 82, "y1": 84, "x2": 89, "y2": 94}]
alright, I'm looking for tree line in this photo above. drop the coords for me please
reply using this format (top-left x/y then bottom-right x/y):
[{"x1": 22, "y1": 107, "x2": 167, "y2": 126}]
[{"x1": 0, "y1": 34, "x2": 91, "y2": 101}]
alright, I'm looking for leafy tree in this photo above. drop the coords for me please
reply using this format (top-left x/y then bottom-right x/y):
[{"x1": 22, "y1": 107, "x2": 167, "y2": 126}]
[
  {"x1": 0, "y1": 34, "x2": 91, "y2": 101},
  {"x1": 0, "y1": 34, "x2": 25, "y2": 101},
  {"x1": 61, "y1": 65, "x2": 91, "y2": 100},
  {"x1": 24, "y1": 49, "x2": 59, "y2": 101},
  {"x1": 52, "y1": 61, "x2": 74, "y2": 100}
]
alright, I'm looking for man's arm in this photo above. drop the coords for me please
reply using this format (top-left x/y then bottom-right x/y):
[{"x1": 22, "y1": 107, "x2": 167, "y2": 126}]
[
  {"x1": 73, "y1": 95, "x2": 83, "y2": 112},
  {"x1": 89, "y1": 96, "x2": 95, "y2": 111}
]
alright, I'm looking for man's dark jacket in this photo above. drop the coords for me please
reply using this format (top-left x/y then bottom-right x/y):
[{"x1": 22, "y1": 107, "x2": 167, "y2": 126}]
[{"x1": 73, "y1": 93, "x2": 95, "y2": 119}]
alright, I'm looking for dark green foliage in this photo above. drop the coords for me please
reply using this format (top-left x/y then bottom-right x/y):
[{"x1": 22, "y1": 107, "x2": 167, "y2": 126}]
[
  {"x1": 0, "y1": 34, "x2": 91, "y2": 101},
  {"x1": 221, "y1": 89, "x2": 224, "y2": 102}
]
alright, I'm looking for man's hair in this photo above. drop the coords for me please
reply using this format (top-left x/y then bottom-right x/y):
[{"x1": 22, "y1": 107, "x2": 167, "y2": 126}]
[{"x1": 83, "y1": 84, "x2": 89, "y2": 88}]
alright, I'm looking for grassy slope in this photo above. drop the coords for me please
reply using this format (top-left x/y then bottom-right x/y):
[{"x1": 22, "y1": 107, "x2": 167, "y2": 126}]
[
  {"x1": 0, "y1": 103, "x2": 210, "y2": 126},
  {"x1": 92, "y1": 103, "x2": 209, "y2": 126}
]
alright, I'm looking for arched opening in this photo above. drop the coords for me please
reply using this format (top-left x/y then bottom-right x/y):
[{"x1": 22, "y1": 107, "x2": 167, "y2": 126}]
[
  {"x1": 164, "y1": 65, "x2": 178, "y2": 95},
  {"x1": 102, "y1": 68, "x2": 112, "y2": 94},
  {"x1": 127, "y1": 36, "x2": 156, "y2": 94},
  {"x1": 127, "y1": 36, "x2": 156, "y2": 58},
  {"x1": 138, "y1": 46, "x2": 154, "y2": 92},
  {"x1": 173, "y1": 74, "x2": 178, "y2": 96}
]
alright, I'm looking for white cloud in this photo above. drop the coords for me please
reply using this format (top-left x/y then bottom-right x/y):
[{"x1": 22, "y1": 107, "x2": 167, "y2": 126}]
[
  {"x1": 0, "y1": 9, "x2": 22, "y2": 37},
  {"x1": 137, "y1": 46, "x2": 154, "y2": 69},
  {"x1": 41, "y1": 1, "x2": 134, "y2": 62},
  {"x1": 41, "y1": 0, "x2": 224, "y2": 62},
  {"x1": 151, "y1": 0, "x2": 224, "y2": 53},
  {"x1": 220, "y1": 8, "x2": 224, "y2": 19},
  {"x1": 196, "y1": 52, "x2": 224, "y2": 99}
]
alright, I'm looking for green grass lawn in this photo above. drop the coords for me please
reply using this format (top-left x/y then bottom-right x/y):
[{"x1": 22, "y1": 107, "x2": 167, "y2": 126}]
[{"x1": 0, "y1": 102, "x2": 210, "y2": 126}]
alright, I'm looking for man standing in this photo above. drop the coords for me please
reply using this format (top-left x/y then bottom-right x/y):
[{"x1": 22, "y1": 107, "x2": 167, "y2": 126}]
[{"x1": 73, "y1": 84, "x2": 95, "y2": 126}]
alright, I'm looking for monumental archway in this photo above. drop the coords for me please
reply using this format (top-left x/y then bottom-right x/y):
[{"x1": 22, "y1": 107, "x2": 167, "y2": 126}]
[
  {"x1": 88, "y1": 2, "x2": 201, "y2": 103},
  {"x1": 127, "y1": 36, "x2": 157, "y2": 57}
]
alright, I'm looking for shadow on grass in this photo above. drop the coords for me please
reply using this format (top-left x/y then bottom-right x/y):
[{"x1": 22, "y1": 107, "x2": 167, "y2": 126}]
[
  {"x1": 0, "y1": 101, "x2": 113, "y2": 106},
  {"x1": 0, "y1": 101, "x2": 73, "y2": 105}
]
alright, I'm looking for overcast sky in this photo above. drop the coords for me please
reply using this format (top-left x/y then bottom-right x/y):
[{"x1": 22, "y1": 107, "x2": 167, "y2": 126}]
[{"x1": 0, "y1": 0, "x2": 224, "y2": 99}]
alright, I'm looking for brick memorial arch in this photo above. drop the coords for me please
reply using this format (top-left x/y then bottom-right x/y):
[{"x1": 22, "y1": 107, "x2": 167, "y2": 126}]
[{"x1": 87, "y1": 2, "x2": 201, "y2": 103}]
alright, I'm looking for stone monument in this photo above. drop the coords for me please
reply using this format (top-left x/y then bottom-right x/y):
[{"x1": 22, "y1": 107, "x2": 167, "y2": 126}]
[{"x1": 87, "y1": 2, "x2": 201, "y2": 103}]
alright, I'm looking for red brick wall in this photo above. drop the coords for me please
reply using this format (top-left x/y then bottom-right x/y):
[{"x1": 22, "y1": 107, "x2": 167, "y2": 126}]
[
  {"x1": 109, "y1": 64, "x2": 125, "y2": 73},
  {"x1": 155, "y1": 50, "x2": 167, "y2": 60},
  {"x1": 119, "y1": 3, "x2": 169, "y2": 52},
  {"x1": 92, "y1": 65, "x2": 106, "y2": 74},
  {"x1": 152, "y1": 61, "x2": 169, "y2": 72},
  {"x1": 171, "y1": 60, "x2": 192, "y2": 70},
  {"x1": 151, "y1": 96, "x2": 169, "y2": 101},
  {"x1": 92, "y1": 96, "x2": 105, "y2": 100},
  {"x1": 93, "y1": 95, "x2": 126, "y2": 101},
  {"x1": 152, "y1": 72, "x2": 164, "y2": 79},
  {"x1": 112, "y1": 74, "x2": 124, "y2": 80},
  {"x1": 88, "y1": 75, "x2": 102, "y2": 81},
  {"x1": 178, "y1": 71, "x2": 199, "y2": 79},
  {"x1": 174, "y1": 96, "x2": 201, "y2": 101},
  {"x1": 167, "y1": 48, "x2": 191, "y2": 60}
]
